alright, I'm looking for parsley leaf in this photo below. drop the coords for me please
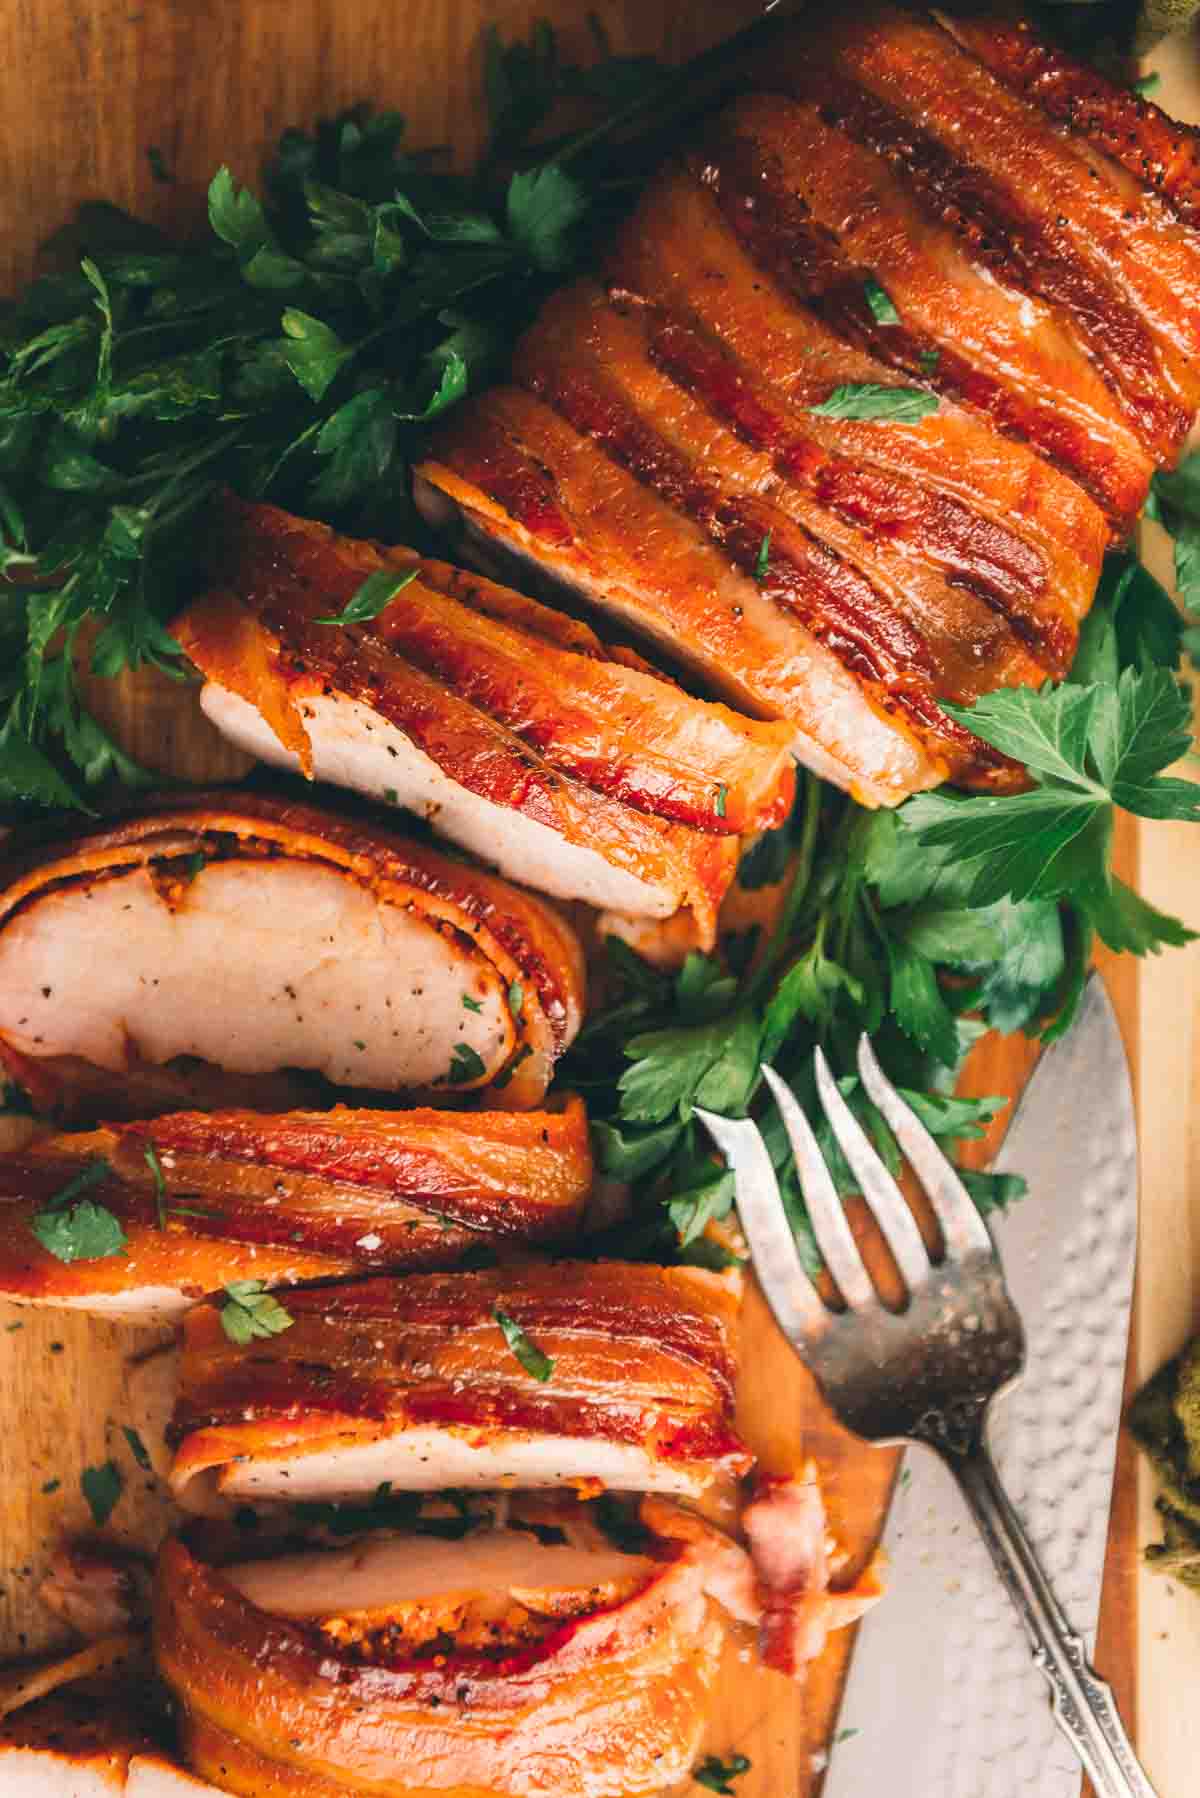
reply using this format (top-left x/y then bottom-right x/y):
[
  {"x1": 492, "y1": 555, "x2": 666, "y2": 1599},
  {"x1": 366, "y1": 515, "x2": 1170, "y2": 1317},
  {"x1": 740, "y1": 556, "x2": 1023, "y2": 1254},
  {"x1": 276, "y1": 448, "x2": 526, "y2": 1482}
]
[
  {"x1": 447, "y1": 1041, "x2": 488, "y2": 1085},
  {"x1": 754, "y1": 529, "x2": 772, "y2": 584},
  {"x1": 808, "y1": 383, "x2": 938, "y2": 422},
  {"x1": 29, "y1": 1159, "x2": 127, "y2": 1264},
  {"x1": 219, "y1": 1280, "x2": 295, "y2": 1345},
  {"x1": 863, "y1": 276, "x2": 899, "y2": 324},
  {"x1": 315, "y1": 565, "x2": 418, "y2": 625},
  {"x1": 494, "y1": 1307, "x2": 554, "y2": 1381},
  {"x1": 122, "y1": 1425, "x2": 152, "y2": 1471},
  {"x1": 904, "y1": 670, "x2": 1199, "y2": 951},
  {"x1": 694, "y1": 1754, "x2": 752, "y2": 1794},
  {"x1": 81, "y1": 1460, "x2": 123, "y2": 1528}
]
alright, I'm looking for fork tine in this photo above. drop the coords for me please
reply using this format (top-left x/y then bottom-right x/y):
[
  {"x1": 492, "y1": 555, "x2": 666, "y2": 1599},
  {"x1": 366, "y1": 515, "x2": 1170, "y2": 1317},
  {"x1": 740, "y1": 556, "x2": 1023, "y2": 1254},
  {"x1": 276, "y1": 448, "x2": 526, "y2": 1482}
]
[
  {"x1": 760, "y1": 1066, "x2": 876, "y2": 1310},
  {"x1": 813, "y1": 1047, "x2": 931, "y2": 1293},
  {"x1": 693, "y1": 1107, "x2": 830, "y2": 1346},
  {"x1": 855, "y1": 1036, "x2": 994, "y2": 1260}
]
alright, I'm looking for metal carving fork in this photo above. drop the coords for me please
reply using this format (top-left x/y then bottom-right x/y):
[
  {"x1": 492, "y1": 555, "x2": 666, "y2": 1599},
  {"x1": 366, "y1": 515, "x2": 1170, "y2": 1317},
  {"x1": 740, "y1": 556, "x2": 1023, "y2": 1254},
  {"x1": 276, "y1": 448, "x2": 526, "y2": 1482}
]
[{"x1": 696, "y1": 1041, "x2": 1156, "y2": 1798}]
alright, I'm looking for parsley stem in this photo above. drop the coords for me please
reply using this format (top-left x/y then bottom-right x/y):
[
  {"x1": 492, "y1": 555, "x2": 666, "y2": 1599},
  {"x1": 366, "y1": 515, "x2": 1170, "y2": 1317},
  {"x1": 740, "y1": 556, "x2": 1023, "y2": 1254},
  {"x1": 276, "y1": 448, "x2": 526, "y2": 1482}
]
[{"x1": 746, "y1": 767, "x2": 823, "y2": 1000}]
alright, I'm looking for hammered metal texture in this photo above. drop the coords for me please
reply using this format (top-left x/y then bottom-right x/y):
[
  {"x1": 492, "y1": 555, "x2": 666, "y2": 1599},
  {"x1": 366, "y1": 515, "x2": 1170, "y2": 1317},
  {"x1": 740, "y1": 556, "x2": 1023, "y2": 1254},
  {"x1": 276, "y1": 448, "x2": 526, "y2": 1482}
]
[{"x1": 823, "y1": 980, "x2": 1137, "y2": 1798}]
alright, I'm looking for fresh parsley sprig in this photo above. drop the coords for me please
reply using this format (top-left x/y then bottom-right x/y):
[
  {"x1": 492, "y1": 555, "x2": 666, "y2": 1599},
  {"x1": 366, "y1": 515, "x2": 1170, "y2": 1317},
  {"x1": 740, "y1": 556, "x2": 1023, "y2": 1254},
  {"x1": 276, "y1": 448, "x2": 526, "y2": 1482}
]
[{"x1": 0, "y1": 24, "x2": 674, "y2": 809}]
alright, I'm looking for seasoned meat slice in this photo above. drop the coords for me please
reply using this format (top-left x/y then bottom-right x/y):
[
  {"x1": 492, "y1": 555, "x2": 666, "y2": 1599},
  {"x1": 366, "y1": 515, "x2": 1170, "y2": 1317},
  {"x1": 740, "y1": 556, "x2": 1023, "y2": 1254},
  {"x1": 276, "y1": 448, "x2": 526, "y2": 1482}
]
[
  {"x1": 173, "y1": 501, "x2": 793, "y2": 949},
  {"x1": 0, "y1": 1100, "x2": 590, "y2": 1318},
  {"x1": 0, "y1": 791, "x2": 584, "y2": 1113},
  {"x1": 168, "y1": 1258, "x2": 748, "y2": 1511}
]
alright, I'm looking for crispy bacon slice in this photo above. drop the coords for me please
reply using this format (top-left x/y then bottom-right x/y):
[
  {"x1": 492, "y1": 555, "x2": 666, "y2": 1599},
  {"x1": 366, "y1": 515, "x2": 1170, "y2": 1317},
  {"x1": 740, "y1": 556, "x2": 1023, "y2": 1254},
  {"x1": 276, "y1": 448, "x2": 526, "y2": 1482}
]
[
  {"x1": 0, "y1": 791, "x2": 583, "y2": 1114},
  {"x1": 0, "y1": 1101, "x2": 590, "y2": 1319},
  {"x1": 153, "y1": 1508, "x2": 729, "y2": 1798},
  {"x1": 940, "y1": 9, "x2": 1200, "y2": 231},
  {"x1": 774, "y1": 8, "x2": 1200, "y2": 465},
  {"x1": 168, "y1": 1259, "x2": 748, "y2": 1512},
  {"x1": 153, "y1": 1486, "x2": 877, "y2": 1795},
  {"x1": 417, "y1": 9, "x2": 1199, "y2": 805},
  {"x1": 172, "y1": 500, "x2": 793, "y2": 951},
  {"x1": 741, "y1": 1470, "x2": 886, "y2": 1676}
]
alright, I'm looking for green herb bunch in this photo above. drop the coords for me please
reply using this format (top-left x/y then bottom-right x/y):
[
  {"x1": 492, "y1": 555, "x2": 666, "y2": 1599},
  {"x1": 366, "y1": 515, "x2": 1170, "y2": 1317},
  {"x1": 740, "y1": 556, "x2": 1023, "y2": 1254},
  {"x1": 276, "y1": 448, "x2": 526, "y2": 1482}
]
[
  {"x1": 570, "y1": 549, "x2": 1198, "y2": 1263},
  {"x1": 0, "y1": 19, "x2": 669, "y2": 811}
]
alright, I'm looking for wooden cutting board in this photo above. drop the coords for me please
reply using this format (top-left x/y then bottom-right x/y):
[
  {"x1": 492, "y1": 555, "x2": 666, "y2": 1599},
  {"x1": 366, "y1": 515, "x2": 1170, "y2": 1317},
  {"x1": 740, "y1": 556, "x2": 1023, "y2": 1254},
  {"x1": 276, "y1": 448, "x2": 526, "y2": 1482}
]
[{"x1": 0, "y1": 4, "x2": 1197, "y2": 1793}]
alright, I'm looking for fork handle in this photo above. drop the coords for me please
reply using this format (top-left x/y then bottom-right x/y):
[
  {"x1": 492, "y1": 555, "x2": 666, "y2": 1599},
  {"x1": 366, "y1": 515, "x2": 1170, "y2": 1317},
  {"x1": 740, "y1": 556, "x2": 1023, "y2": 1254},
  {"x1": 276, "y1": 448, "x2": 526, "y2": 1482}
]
[{"x1": 950, "y1": 1445, "x2": 1157, "y2": 1798}]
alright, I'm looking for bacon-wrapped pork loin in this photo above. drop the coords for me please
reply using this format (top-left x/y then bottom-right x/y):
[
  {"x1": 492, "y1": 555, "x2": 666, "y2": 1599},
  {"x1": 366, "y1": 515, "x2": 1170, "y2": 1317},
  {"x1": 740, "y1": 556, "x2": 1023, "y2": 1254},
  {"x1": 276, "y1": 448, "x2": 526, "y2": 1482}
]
[
  {"x1": 172, "y1": 500, "x2": 795, "y2": 951},
  {"x1": 0, "y1": 791, "x2": 583, "y2": 1115},
  {"x1": 153, "y1": 1483, "x2": 878, "y2": 1798},
  {"x1": 169, "y1": 1259, "x2": 748, "y2": 1512},
  {"x1": 0, "y1": 1101, "x2": 590, "y2": 1319},
  {"x1": 415, "y1": 7, "x2": 1198, "y2": 805}
]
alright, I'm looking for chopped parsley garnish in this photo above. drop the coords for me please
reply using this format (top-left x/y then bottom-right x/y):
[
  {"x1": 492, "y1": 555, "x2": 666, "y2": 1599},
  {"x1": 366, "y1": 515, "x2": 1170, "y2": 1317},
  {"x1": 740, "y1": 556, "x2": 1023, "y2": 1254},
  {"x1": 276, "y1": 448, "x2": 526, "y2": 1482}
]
[
  {"x1": 753, "y1": 529, "x2": 772, "y2": 583},
  {"x1": 143, "y1": 1141, "x2": 168, "y2": 1229},
  {"x1": 122, "y1": 1425, "x2": 152, "y2": 1471},
  {"x1": 693, "y1": 1754, "x2": 752, "y2": 1793},
  {"x1": 714, "y1": 783, "x2": 728, "y2": 819},
  {"x1": 462, "y1": 993, "x2": 484, "y2": 1012},
  {"x1": 447, "y1": 1041, "x2": 488, "y2": 1085},
  {"x1": 314, "y1": 566, "x2": 419, "y2": 625},
  {"x1": 218, "y1": 1280, "x2": 295, "y2": 1345},
  {"x1": 81, "y1": 1460, "x2": 122, "y2": 1527},
  {"x1": 29, "y1": 1160, "x2": 127, "y2": 1264},
  {"x1": 863, "y1": 276, "x2": 899, "y2": 324},
  {"x1": 494, "y1": 1307, "x2": 554, "y2": 1381},
  {"x1": 507, "y1": 978, "x2": 524, "y2": 1017},
  {"x1": 917, "y1": 348, "x2": 940, "y2": 373},
  {"x1": 808, "y1": 382, "x2": 938, "y2": 422}
]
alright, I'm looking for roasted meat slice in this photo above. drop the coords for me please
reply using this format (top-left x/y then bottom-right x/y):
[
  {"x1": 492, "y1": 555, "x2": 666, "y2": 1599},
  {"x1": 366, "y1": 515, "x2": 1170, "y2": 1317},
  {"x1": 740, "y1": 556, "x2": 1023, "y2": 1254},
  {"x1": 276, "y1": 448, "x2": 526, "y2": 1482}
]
[
  {"x1": 154, "y1": 1487, "x2": 880, "y2": 1796},
  {"x1": 154, "y1": 1505, "x2": 727, "y2": 1798},
  {"x1": 772, "y1": 8, "x2": 1200, "y2": 469},
  {"x1": 173, "y1": 499, "x2": 793, "y2": 949},
  {"x1": 418, "y1": 9, "x2": 1198, "y2": 805},
  {"x1": 0, "y1": 1100, "x2": 590, "y2": 1319},
  {"x1": 168, "y1": 1259, "x2": 748, "y2": 1511},
  {"x1": 0, "y1": 791, "x2": 583, "y2": 1114}
]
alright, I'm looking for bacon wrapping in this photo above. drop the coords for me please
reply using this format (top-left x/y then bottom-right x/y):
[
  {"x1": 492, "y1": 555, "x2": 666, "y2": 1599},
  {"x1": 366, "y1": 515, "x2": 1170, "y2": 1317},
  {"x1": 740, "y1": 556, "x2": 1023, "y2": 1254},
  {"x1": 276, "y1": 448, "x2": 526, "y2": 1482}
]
[
  {"x1": 153, "y1": 1485, "x2": 881, "y2": 1797},
  {"x1": 0, "y1": 1100, "x2": 590, "y2": 1319},
  {"x1": 0, "y1": 790, "x2": 584, "y2": 1116},
  {"x1": 172, "y1": 499, "x2": 795, "y2": 953},
  {"x1": 414, "y1": 7, "x2": 1199, "y2": 805},
  {"x1": 168, "y1": 1259, "x2": 749, "y2": 1512}
]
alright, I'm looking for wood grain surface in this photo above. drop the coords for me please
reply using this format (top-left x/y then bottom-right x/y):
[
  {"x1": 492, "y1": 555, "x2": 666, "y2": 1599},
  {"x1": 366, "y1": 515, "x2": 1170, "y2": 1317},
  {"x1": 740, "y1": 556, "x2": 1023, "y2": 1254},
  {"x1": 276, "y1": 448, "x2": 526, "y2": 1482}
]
[{"x1": 0, "y1": 4, "x2": 1196, "y2": 1795}]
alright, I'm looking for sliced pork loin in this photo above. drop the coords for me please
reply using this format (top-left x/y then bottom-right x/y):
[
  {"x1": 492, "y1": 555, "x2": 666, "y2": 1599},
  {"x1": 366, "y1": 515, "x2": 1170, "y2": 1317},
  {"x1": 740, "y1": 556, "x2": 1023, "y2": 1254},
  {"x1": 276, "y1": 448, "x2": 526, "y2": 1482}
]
[
  {"x1": 154, "y1": 1487, "x2": 877, "y2": 1798},
  {"x1": 0, "y1": 790, "x2": 584, "y2": 1116},
  {"x1": 415, "y1": 8, "x2": 1200, "y2": 805},
  {"x1": 154, "y1": 1501, "x2": 724, "y2": 1798},
  {"x1": 172, "y1": 499, "x2": 795, "y2": 950},
  {"x1": 168, "y1": 1259, "x2": 748, "y2": 1512},
  {"x1": 0, "y1": 1100, "x2": 590, "y2": 1320}
]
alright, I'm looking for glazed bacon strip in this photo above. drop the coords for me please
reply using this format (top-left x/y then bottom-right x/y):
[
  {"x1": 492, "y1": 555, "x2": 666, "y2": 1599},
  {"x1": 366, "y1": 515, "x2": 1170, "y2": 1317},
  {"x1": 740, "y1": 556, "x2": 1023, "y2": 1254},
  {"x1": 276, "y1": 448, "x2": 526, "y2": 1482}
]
[
  {"x1": 152, "y1": 1486, "x2": 880, "y2": 1797},
  {"x1": 154, "y1": 1511, "x2": 729, "y2": 1798},
  {"x1": 417, "y1": 8, "x2": 1200, "y2": 805},
  {"x1": 0, "y1": 791, "x2": 584, "y2": 1115},
  {"x1": 0, "y1": 1102, "x2": 591, "y2": 1319},
  {"x1": 607, "y1": 166, "x2": 1109, "y2": 632},
  {"x1": 705, "y1": 93, "x2": 1152, "y2": 526},
  {"x1": 790, "y1": 9, "x2": 1200, "y2": 459},
  {"x1": 173, "y1": 500, "x2": 794, "y2": 950},
  {"x1": 168, "y1": 1259, "x2": 749, "y2": 1512},
  {"x1": 940, "y1": 10, "x2": 1200, "y2": 231}
]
